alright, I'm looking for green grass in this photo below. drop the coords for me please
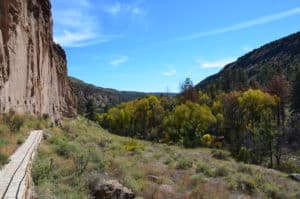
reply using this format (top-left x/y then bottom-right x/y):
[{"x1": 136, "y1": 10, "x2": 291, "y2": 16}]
[{"x1": 32, "y1": 117, "x2": 300, "y2": 198}]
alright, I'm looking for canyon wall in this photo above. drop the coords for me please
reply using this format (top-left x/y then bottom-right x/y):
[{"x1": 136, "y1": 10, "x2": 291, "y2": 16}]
[{"x1": 0, "y1": 0, "x2": 76, "y2": 118}]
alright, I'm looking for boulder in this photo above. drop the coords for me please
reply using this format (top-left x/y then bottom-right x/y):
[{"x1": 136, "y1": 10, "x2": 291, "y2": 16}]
[
  {"x1": 93, "y1": 180, "x2": 135, "y2": 199},
  {"x1": 289, "y1": 173, "x2": 300, "y2": 181}
]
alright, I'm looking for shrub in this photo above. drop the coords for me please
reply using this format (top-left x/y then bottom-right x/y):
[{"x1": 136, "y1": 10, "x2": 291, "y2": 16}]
[
  {"x1": 263, "y1": 183, "x2": 285, "y2": 199},
  {"x1": 237, "y1": 147, "x2": 251, "y2": 163},
  {"x1": 72, "y1": 152, "x2": 90, "y2": 176},
  {"x1": 98, "y1": 137, "x2": 112, "y2": 148},
  {"x1": 17, "y1": 135, "x2": 25, "y2": 145},
  {"x1": 201, "y1": 134, "x2": 212, "y2": 147},
  {"x1": 196, "y1": 163, "x2": 229, "y2": 177},
  {"x1": 0, "y1": 152, "x2": 9, "y2": 166},
  {"x1": 164, "y1": 157, "x2": 173, "y2": 166},
  {"x1": 0, "y1": 138, "x2": 10, "y2": 147},
  {"x1": 32, "y1": 159, "x2": 54, "y2": 185},
  {"x1": 123, "y1": 175, "x2": 144, "y2": 192},
  {"x1": 212, "y1": 141, "x2": 222, "y2": 148},
  {"x1": 124, "y1": 140, "x2": 145, "y2": 152},
  {"x1": 237, "y1": 164, "x2": 253, "y2": 175},
  {"x1": 176, "y1": 159, "x2": 193, "y2": 170},
  {"x1": 211, "y1": 150, "x2": 229, "y2": 160},
  {"x1": 236, "y1": 175, "x2": 256, "y2": 194},
  {"x1": 0, "y1": 124, "x2": 10, "y2": 134},
  {"x1": 53, "y1": 140, "x2": 75, "y2": 158},
  {"x1": 214, "y1": 166, "x2": 229, "y2": 177},
  {"x1": 4, "y1": 113, "x2": 25, "y2": 132},
  {"x1": 190, "y1": 173, "x2": 206, "y2": 185},
  {"x1": 196, "y1": 163, "x2": 217, "y2": 177},
  {"x1": 279, "y1": 159, "x2": 300, "y2": 173},
  {"x1": 196, "y1": 162, "x2": 210, "y2": 174}
]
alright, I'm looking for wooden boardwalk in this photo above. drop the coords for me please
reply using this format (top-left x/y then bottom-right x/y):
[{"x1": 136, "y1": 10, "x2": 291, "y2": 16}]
[{"x1": 0, "y1": 131, "x2": 43, "y2": 199}]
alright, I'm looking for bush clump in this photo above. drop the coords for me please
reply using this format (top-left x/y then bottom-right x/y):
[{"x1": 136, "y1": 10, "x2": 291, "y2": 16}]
[
  {"x1": 176, "y1": 159, "x2": 193, "y2": 170},
  {"x1": 196, "y1": 163, "x2": 229, "y2": 177},
  {"x1": 124, "y1": 140, "x2": 145, "y2": 152},
  {"x1": 237, "y1": 147, "x2": 251, "y2": 163},
  {"x1": 2, "y1": 112, "x2": 25, "y2": 132},
  {"x1": 0, "y1": 152, "x2": 9, "y2": 166},
  {"x1": 190, "y1": 173, "x2": 206, "y2": 185},
  {"x1": 0, "y1": 124, "x2": 10, "y2": 134},
  {"x1": 17, "y1": 135, "x2": 25, "y2": 145},
  {"x1": 236, "y1": 175, "x2": 256, "y2": 194},
  {"x1": 237, "y1": 164, "x2": 253, "y2": 174},
  {"x1": 263, "y1": 183, "x2": 285, "y2": 199},
  {"x1": 201, "y1": 134, "x2": 212, "y2": 147},
  {"x1": 52, "y1": 139, "x2": 76, "y2": 158},
  {"x1": 214, "y1": 166, "x2": 229, "y2": 177},
  {"x1": 196, "y1": 162, "x2": 210, "y2": 174},
  {"x1": 211, "y1": 150, "x2": 229, "y2": 160},
  {"x1": 279, "y1": 159, "x2": 300, "y2": 173},
  {"x1": 32, "y1": 159, "x2": 54, "y2": 185}
]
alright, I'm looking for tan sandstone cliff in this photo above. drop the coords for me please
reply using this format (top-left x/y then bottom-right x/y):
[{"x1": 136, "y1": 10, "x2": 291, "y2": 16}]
[{"x1": 0, "y1": 0, "x2": 76, "y2": 118}]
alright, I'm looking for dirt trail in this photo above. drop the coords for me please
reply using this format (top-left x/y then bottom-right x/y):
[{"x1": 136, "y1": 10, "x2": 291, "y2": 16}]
[{"x1": 0, "y1": 130, "x2": 43, "y2": 199}]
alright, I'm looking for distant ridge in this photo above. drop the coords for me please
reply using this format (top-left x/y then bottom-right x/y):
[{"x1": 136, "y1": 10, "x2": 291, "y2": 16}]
[
  {"x1": 196, "y1": 32, "x2": 300, "y2": 91},
  {"x1": 69, "y1": 77, "x2": 176, "y2": 114}
]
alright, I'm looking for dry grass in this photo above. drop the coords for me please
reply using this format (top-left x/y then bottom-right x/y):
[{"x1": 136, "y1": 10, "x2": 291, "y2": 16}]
[{"x1": 32, "y1": 117, "x2": 300, "y2": 199}]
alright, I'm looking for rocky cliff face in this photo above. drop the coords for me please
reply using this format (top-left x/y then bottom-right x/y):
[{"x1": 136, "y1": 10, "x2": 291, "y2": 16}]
[{"x1": 0, "y1": 0, "x2": 76, "y2": 118}]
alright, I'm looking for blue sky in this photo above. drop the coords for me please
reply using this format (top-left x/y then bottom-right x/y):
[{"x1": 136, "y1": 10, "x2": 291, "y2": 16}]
[{"x1": 51, "y1": 0, "x2": 300, "y2": 92}]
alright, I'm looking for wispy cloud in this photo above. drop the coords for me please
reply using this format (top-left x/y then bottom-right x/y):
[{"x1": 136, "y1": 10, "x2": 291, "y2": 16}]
[
  {"x1": 106, "y1": 2, "x2": 121, "y2": 16},
  {"x1": 181, "y1": 7, "x2": 300, "y2": 40},
  {"x1": 52, "y1": 0, "x2": 122, "y2": 47},
  {"x1": 198, "y1": 58, "x2": 236, "y2": 68},
  {"x1": 110, "y1": 56, "x2": 129, "y2": 66},
  {"x1": 162, "y1": 69, "x2": 177, "y2": 77},
  {"x1": 105, "y1": 1, "x2": 145, "y2": 17}
]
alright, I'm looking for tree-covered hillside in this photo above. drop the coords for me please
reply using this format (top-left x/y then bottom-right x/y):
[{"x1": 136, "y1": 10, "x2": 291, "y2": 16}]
[
  {"x1": 69, "y1": 77, "x2": 176, "y2": 114},
  {"x1": 196, "y1": 32, "x2": 300, "y2": 91}
]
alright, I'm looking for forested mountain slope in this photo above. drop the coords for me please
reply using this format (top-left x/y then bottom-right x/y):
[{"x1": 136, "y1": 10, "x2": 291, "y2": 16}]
[
  {"x1": 69, "y1": 77, "x2": 175, "y2": 114},
  {"x1": 196, "y1": 32, "x2": 300, "y2": 91}
]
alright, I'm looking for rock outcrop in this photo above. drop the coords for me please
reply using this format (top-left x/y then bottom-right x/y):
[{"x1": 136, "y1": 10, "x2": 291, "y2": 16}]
[
  {"x1": 92, "y1": 180, "x2": 135, "y2": 199},
  {"x1": 289, "y1": 173, "x2": 300, "y2": 181},
  {"x1": 0, "y1": 0, "x2": 76, "y2": 118}
]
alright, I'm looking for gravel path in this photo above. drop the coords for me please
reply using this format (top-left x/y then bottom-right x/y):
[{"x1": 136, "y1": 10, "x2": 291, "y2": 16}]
[{"x1": 0, "y1": 130, "x2": 43, "y2": 199}]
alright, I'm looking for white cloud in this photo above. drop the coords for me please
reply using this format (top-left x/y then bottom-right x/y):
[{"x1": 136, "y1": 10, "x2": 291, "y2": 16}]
[
  {"x1": 162, "y1": 69, "x2": 177, "y2": 77},
  {"x1": 110, "y1": 56, "x2": 129, "y2": 66},
  {"x1": 181, "y1": 7, "x2": 300, "y2": 40},
  {"x1": 54, "y1": 31, "x2": 96, "y2": 47},
  {"x1": 52, "y1": 0, "x2": 122, "y2": 47},
  {"x1": 198, "y1": 58, "x2": 236, "y2": 68},
  {"x1": 105, "y1": 1, "x2": 145, "y2": 16},
  {"x1": 54, "y1": 31, "x2": 122, "y2": 47},
  {"x1": 106, "y1": 2, "x2": 121, "y2": 16}
]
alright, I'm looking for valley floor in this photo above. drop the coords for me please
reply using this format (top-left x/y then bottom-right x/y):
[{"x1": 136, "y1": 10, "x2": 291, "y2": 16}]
[{"x1": 33, "y1": 117, "x2": 300, "y2": 199}]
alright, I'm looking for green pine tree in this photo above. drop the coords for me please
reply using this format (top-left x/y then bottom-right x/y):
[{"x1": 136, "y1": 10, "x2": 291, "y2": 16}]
[
  {"x1": 291, "y1": 70, "x2": 300, "y2": 114},
  {"x1": 85, "y1": 99, "x2": 97, "y2": 121}
]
